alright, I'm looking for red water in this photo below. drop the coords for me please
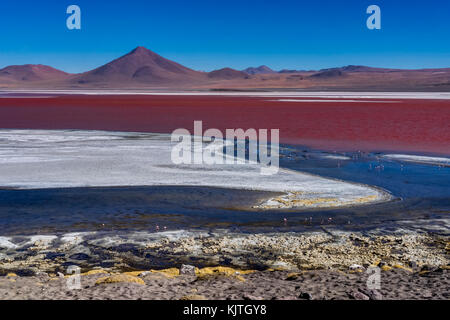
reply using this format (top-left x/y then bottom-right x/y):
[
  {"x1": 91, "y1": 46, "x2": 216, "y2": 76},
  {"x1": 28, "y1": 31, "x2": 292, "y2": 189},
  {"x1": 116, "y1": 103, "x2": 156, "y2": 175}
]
[{"x1": 0, "y1": 95, "x2": 449, "y2": 155}]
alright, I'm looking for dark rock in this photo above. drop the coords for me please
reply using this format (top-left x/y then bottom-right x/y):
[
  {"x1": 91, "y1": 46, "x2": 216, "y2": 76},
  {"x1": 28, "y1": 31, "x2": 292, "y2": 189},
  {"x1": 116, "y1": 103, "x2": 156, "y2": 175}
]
[
  {"x1": 45, "y1": 252, "x2": 65, "y2": 260},
  {"x1": 69, "y1": 253, "x2": 91, "y2": 260},
  {"x1": 419, "y1": 267, "x2": 443, "y2": 277},
  {"x1": 114, "y1": 244, "x2": 139, "y2": 254},
  {"x1": 420, "y1": 264, "x2": 432, "y2": 272},
  {"x1": 408, "y1": 261, "x2": 418, "y2": 270},
  {"x1": 15, "y1": 269, "x2": 36, "y2": 277},
  {"x1": 299, "y1": 292, "x2": 313, "y2": 300},
  {"x1": 100, "y1": 261, "x2": 116, "y2": 268}
]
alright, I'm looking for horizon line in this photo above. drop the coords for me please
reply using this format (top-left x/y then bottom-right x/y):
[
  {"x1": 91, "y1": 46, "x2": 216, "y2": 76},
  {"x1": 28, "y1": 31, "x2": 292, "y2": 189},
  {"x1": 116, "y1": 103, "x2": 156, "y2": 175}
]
[{"x1": 1, "y1": 46, "x2": 450, "y2": 74}]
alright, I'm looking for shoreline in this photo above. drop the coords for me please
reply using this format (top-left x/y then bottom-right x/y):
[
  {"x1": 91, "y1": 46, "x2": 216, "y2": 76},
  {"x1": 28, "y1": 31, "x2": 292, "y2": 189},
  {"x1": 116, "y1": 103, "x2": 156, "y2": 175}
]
[
  {"x1": 0, "y1": 129, "x2": 389, "y2": 209},
  {"x1": 1, "y1": 228, "x2": 448, "y2": 274},
  {"x1": 2, "y1": 90, "x2": 450, "y2": 100},
  {"x1": 1, "y1": 230, "x2": 448, "y2": 300}
]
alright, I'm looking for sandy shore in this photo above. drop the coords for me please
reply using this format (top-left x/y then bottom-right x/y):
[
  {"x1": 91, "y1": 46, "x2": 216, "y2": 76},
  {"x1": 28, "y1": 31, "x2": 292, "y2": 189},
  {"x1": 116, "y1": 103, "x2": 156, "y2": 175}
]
[
  {"x1": 1, "y1": 266, "x2": 448, "y2": 300},
  {"x1": 1, "y1": 229, "x2": 448, "y2": 300}
]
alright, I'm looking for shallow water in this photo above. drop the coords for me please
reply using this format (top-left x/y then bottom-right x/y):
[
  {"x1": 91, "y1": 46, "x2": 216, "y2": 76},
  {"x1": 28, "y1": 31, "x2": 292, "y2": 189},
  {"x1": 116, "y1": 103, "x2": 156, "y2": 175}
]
[{"x1": 0, "y1": 144, "x2": 448, "y2": 237}]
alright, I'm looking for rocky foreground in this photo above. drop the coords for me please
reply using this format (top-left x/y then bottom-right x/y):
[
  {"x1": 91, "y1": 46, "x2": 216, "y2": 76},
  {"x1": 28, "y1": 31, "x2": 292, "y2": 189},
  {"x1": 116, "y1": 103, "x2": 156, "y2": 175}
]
[
  {"x1": 1, "y1": 230, "x2": 449, "y2": 274},
  {"x1": 0, "y1": 265, "x2": 448, "y2": 300},
  {"x1": 0, "y1": 230, "x2": 449, "y2": 300}
]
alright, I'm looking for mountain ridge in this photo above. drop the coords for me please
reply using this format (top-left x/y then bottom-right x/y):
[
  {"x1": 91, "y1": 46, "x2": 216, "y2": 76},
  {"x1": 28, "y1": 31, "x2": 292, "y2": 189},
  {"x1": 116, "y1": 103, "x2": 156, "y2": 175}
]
[
  {"x1": 1, "y1": 47, "x2": 449, "y2": 91},
  {"x1": 243, "y1": 65, "x2": 276, "y2": 75}
]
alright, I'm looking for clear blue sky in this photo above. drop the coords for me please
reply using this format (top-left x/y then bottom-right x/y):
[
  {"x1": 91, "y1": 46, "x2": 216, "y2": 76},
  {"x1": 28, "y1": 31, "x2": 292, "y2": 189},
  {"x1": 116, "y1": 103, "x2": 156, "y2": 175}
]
[{"x1": 1, "y1": 0, "x2": 449, "y2": 73}]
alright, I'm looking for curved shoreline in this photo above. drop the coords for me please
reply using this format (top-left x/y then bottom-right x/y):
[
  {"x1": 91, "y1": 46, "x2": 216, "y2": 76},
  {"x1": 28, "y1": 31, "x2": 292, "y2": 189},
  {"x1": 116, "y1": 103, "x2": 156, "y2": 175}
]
[{"x1": 0, "y1": 129, "x2": 391, "y2": 210}]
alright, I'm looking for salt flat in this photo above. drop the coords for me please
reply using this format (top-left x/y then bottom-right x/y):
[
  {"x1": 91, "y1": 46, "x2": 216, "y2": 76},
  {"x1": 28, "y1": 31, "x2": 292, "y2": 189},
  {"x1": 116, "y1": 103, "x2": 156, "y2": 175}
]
[
  {"x1": 383, "y1": 154, "x2": 450, "y2": 166},
  {"x1": 0, "y1": 130, "x2": 390, "y2": 209}
]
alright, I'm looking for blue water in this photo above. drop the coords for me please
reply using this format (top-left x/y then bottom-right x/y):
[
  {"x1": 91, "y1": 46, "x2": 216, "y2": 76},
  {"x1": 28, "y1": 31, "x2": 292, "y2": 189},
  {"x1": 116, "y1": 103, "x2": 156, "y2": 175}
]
[{"x1": 0, "y1": 145, "x2": 449, "y2": 236}]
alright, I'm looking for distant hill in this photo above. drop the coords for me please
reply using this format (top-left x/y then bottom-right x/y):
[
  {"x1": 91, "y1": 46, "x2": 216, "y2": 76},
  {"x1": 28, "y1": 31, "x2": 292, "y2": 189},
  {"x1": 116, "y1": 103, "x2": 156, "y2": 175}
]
[
  {"x1": 208, "y1": 68, "x2": 249, "y2": 80},
  {"x1": 310, "y1": 69, "x2": 345, "y2": 79},
  {"x1": 0, "y1": 64, "x2": 69, "y2": 82},
  {"x1": 278, "y1": 69, "x2": 303, "y2": 74},
  {"x1": 310, "y1": 65, "x2": 399, "y2": 79},
  {"x1": 243, "y1": 65, "x2": 276, "y2": 75},
  {"x1": 318, "y1": 65, "x2": 398, "y2": 74}
]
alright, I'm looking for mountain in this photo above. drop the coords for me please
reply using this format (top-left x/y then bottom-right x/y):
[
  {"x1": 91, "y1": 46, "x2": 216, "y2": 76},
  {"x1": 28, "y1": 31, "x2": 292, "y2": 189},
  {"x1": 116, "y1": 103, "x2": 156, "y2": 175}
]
[
  {"x1": 318, "y1": 65, "x2": 398, "y2": 74},
  {"x1": 208, "y1": 68, "x2": 249, "y2": 80},
  {"x1": 310, "y1": 69, "x2": 345, "y2": 79},
  {"x1": 338, "y1": 65, "x2": 395, "y2": 72},
  {"x1": 279, "y1": 69, "x2": 303, "y2": 73},
  {"x1": 309, "y1": 65, "x2": 409, "y2": 79},
  {"x1": 0, "y1": 48, "x2": 449, "y2": 91},
  {"x1": 0, "y1": 64, "x2": 69, "y2": 82},
  {"x1": 70, "y1": 46, "x2": 206, "y2": 86},
  {"x1": 243, "y1": 65, "x2": 276, "y2": 75}
]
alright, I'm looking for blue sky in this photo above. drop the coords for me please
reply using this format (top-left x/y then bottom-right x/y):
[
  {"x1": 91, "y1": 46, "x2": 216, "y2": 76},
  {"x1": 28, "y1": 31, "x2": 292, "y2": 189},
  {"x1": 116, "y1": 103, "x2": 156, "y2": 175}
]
[{"x1": 1, "y1": 0, "x2": 449, "y2": 73}]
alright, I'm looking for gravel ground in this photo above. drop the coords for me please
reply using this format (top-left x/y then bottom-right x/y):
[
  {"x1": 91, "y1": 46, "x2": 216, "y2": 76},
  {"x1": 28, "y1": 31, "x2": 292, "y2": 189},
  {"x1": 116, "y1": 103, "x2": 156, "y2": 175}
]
[{"x1": 0, "y1": 267, "x2": 448, "y2": 300}]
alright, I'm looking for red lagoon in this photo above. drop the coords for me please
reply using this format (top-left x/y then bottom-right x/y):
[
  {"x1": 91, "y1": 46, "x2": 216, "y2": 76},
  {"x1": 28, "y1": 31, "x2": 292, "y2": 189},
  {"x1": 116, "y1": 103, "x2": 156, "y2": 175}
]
[{"x1": 0, "y1": 95, "x2": 449, "y2": 155}]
